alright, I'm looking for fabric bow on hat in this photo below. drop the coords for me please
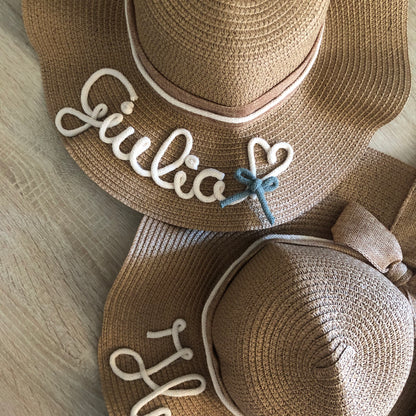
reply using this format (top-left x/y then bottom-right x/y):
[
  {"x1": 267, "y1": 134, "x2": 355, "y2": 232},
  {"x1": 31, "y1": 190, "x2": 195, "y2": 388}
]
[
  {"x1": 220, "y1": 168, "x2": 279, "y2": 225},
  {"x1": 332, "y1": 202, "x2": 416, "y2": 334}
]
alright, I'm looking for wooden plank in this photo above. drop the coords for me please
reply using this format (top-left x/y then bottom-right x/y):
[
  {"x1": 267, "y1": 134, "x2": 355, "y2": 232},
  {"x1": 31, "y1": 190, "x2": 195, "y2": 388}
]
[
  {"x1": 0, "y1": 1, "x2": 139, "y2": 414},
  {"x1": 371, "y1": 0, "x2": 416, "y2": 165}
]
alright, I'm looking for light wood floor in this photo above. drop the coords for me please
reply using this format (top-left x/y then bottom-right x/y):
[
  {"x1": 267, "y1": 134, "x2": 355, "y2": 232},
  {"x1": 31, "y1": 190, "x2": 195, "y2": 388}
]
[{"x1": 1, "y1": 1, "x2": 415, "y2": 415}]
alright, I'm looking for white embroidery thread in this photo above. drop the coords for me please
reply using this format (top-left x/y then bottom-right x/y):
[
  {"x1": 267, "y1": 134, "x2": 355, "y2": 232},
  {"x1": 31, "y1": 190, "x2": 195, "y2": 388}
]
[
  {"x1": 110, "y1": 319, "x2": 206, "y2": 416},
  {"x1": 55, "y1": 68, "x2": 138, "y2": 137},
  {"x1": 55, "y1": 68, "x2": 294, "y2": 207},
  {"x1": 248, "y1": 138, "x2": 294, "y2": 179},
  {"x1": 245, "y1": 138, "x2": 294, "y2": 201}
]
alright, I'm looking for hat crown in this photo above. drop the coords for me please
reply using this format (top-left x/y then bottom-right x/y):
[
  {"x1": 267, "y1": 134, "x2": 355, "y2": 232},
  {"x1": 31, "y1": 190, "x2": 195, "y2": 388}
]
[
  {"x1": 133, "y1": 0, "x2": 329, "y2": 107},
  {"x1": 210, "y1": 243, "x2": 414, "y2": 415}
]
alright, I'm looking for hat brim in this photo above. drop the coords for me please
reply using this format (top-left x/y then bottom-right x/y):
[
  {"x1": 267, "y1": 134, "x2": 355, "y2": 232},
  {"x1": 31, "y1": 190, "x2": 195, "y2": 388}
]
[
  {"x1": 98, "y1": 149, "x2": 416, "y2": 415},
  {"x1": 22, "y1": 0, "x2": 411, "y2": 231}
]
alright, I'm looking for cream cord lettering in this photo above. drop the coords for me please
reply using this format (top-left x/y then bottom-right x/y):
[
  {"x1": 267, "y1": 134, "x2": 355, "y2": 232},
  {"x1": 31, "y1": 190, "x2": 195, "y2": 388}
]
[
  {"x1": 54, "y1": 68, "x2": 294, "y2": 216},
  {"x1": 110, "y1": 319, "x2": 206, "y2": 416}
]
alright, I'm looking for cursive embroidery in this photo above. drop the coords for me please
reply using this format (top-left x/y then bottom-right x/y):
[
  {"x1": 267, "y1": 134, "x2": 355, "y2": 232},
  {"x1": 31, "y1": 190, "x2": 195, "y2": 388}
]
[
  {"x1": 55, "y1": 68, "x2": 294, "y2": 215},
  {"x1": 110, "y1": 319, "x2": 206, "y2": 416},
  {"x1": 55, "y1": 68, "x2": 139, "y2": 137}
]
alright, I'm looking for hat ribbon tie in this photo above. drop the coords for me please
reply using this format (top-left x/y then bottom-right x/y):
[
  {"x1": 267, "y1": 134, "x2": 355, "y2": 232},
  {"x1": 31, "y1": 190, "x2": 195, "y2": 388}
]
[
  {"x1": 332, "y1": 203, "x2": 416, "y2": 334},
  {"x1": 220, "y1": 168, "x2": 279, "y2": 225},
  {"x1": 109, "y1": 319, "x2": 206, "y2": 416}
]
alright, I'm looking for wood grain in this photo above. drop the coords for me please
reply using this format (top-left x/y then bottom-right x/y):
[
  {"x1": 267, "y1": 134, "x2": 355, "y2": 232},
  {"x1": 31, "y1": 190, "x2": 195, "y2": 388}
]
[
  {"x1": 0, "y1": 1, "x2": 139, "y2": 415},
  {"x1": 372, "y1": 0, "x2": 416, "y2": 165},
  {"x1": 0, "y1": 0, "x2": 415, "y2": 415}
]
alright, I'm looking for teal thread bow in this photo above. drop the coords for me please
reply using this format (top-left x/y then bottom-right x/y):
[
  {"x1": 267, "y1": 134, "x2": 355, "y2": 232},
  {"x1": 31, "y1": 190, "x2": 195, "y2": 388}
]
[{"x1": 220, "y1": 168, "x2": 279, "y2": 225}]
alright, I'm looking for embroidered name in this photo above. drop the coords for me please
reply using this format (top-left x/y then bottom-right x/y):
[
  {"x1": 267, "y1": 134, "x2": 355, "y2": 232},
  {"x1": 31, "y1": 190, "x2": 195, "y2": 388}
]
[
  {"x1": 110, "y1": 319, "x2": 206, "y2": 416},
  {"x1": 55, "y1": 68, "x2": 294, "y2": 209}
]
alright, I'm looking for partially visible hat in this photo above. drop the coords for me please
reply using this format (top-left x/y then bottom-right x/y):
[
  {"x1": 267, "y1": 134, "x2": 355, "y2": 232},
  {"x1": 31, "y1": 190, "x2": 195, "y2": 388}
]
[
  {"x1": 203, "y1": 231, "x2": 414, "y2": 416},
  {"x1": 98, "y1": 149, "x2": 416, "y2": 416},
  {"x1": 22, "y1": 0, "x2": 411, "y2": 230}
]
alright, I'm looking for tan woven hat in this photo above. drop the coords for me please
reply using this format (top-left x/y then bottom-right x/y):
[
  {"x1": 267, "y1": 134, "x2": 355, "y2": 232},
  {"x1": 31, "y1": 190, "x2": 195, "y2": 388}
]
[
  {"x1": 98, "y1": 149, "x2": 416, "y2": 416},
  {"x1": 22, "y1": 0, "x2": 411, "y2": 231}
]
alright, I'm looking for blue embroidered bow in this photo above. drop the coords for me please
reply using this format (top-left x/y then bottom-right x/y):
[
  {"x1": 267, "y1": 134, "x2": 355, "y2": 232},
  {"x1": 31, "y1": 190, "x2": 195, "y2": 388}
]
[{"x1": 220, "y1": 168, "x2": 279, "y2": 225}]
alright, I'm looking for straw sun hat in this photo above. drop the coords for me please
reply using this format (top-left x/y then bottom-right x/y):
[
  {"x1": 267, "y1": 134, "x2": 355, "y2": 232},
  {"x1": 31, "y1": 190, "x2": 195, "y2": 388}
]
[
  {"x1": 99, "y1": 149, "x2": 416, "y2": 416},
  {"x1": 22, "y1": 0, "x2": 410, "y2": 231}
]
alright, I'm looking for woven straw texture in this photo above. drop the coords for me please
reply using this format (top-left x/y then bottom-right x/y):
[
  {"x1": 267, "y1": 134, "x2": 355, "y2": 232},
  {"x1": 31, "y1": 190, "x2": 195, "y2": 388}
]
[
  {"x1": 207, "y1": 242, "x2": 413, "y2": 415},
  {"x1": 134, "y1": 0, "x2": 328, "y2": 106},
  {"x1": 98, "y1": 149, "x2": 416, "y2": 416},
  {"x1": 22, "y1": 0, "x2": 411, "y2": 231}
]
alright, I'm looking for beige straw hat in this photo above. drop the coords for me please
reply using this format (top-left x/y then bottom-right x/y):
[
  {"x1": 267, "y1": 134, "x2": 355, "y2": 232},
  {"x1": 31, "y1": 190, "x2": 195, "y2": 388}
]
[
  {"x1": 22, "y1": 0, "x2": 411, "y2": 231},
  {"x1": 98, "y1": 148, "x2": 416, "y2": 416}
]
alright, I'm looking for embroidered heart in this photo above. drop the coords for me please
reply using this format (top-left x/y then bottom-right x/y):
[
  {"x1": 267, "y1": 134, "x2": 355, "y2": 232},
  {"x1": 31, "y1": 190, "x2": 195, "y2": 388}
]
[{"x1": 247, "y1": 137, "x2": 294, "y2": 179}]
